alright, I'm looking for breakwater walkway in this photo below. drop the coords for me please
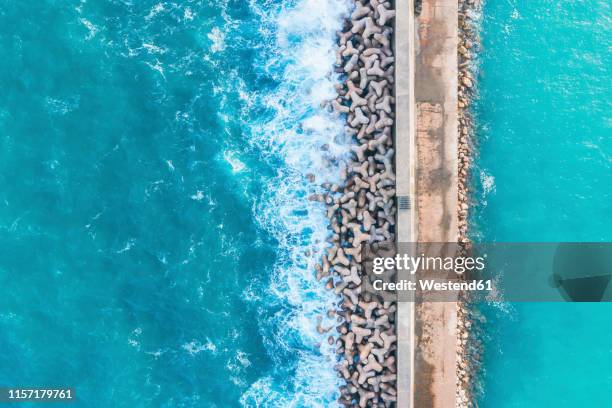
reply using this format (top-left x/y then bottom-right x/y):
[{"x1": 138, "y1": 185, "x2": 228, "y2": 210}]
[
  {"x1": 395, "y1": 0, "x2": 459, "y2": 407},
  {"x1": 394, "y1": 0, "x2": 416, "y2": 407}
]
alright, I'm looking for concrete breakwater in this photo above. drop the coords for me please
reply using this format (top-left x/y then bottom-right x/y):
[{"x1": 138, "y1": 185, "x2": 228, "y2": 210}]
[
  {"x1": 456, "y1": 0, "x2": 483, "y2": 407},
  {"x1": 310, "y1": 0, "x2": 398, "y2": 406}
]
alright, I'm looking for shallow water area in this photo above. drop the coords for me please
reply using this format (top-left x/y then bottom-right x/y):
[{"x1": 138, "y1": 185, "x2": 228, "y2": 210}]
[{"x1": 471, "y1": 0, "x2": 612, "y2": 406}]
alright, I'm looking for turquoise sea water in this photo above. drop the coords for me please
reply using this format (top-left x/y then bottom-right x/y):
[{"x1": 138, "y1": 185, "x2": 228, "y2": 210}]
[
  {"x1": 472, "y1": 0, "x2": 611, "y2": 406},
  {"x1": 0, "y1": 0, "x2": 351, "y2": 406}
]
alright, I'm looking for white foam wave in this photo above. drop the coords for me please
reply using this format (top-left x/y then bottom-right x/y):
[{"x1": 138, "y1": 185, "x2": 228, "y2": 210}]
[
  {"x1": 145, "y1": 3, "x2": 165, "y2": 21},
  {"x1": 116, "y1": 238, "x2": 136, "y2": 254},
  {"x1": 184, "y1": 7, "x2": 195, "y2": 21},
  {"x1": 223, "y1": 150, "x2": 246, "y2": 173},
  {"x1": 208, "y1": 27, "x2": 227, "y2": 53},
  {"x1": 480, "y1": 169, "x2": 496, "y2": 196},
  {"x1": 240, "y1": 0, "x2": 352, "y2": 406},
  {"x1": 79, "y1": 17, "x2": 99, "y2": 40},
  {"x1": 182, "y1": 338, "x2": 218, "y2": 355}
]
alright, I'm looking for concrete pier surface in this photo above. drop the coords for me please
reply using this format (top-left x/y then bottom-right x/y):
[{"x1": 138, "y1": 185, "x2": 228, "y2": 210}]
[
  {"x1": 414, "y1": 0, "x2": 459, "y2": 407},
  {"x1": 395, "y1": 0, "x2": 459, "y2": 407},
  {"x1": 394, "y1": 0, "x2": 416, "y2": 406}
]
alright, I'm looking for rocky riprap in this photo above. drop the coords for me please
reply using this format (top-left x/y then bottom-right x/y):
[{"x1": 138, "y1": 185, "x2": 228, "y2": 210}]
[
  {"x1": 310, "y1": 0, "x2": 398, "y2": 406},
  {"x1": 456, "y1": 0, "x2": 482, "y2": 407}
]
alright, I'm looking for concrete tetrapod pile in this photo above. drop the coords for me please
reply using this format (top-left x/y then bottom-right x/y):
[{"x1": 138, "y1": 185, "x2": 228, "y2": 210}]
[{"x1": 310, "y1": 1, "x2": 398, "y2": 406}]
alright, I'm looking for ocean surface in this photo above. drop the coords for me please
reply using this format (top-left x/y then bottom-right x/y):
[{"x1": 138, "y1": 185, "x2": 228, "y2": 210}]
[
  {"x1": 471, "y1": 0, "x2": 611, "y2": 406},
  {"x1": 0, "y1": 0, "x2": 352, "y2": 406}
]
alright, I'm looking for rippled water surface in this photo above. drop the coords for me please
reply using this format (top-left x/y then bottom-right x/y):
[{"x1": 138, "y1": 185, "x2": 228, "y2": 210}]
[
  {"x1": 0, "y1": 1, "x2": 352, "y2": 406},
  {"x1": 472, "y1": 0, "x2": 612, "y2": 406}
]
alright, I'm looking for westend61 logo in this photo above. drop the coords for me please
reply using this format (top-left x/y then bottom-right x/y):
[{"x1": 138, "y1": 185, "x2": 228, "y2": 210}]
[{"x1": 361, "y1": 242, "x2": 612, "y2": 302}]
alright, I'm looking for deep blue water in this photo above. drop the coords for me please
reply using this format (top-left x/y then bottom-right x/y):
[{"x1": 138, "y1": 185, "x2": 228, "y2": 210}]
[
  {"x1": 0, "y1": 0, "x2": 351, "y2": 406},
  {"x1": 472, "y1": 0, "x2": 612, "y2": 406}
]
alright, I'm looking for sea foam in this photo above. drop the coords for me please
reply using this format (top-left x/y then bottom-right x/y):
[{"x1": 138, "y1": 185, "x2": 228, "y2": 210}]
[{"x1": 240, "y1": 0, "x2": 352, "y2": 406}]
